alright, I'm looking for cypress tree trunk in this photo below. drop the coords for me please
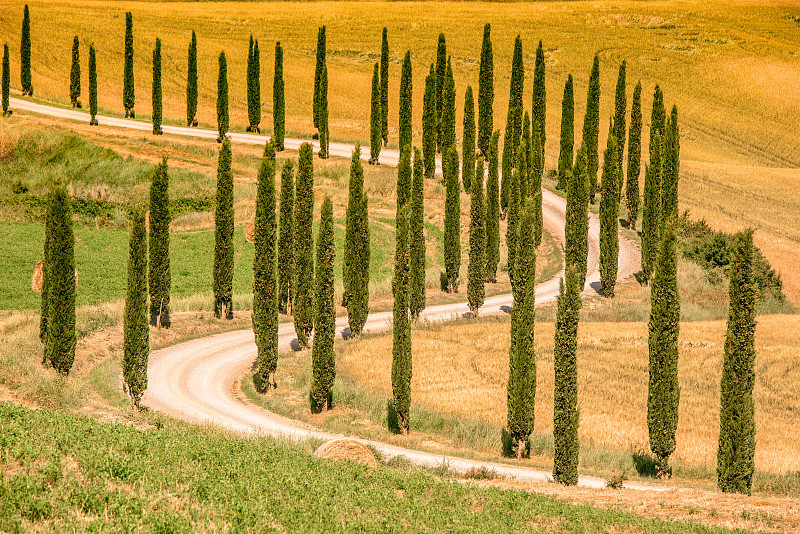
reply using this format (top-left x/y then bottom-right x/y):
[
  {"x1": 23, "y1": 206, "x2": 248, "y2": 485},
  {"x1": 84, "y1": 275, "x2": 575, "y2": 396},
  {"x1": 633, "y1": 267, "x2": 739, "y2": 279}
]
[
  {"x1": 293, "y1": 143, "x2": 315, "y2": 347},
  {"x1": 88, "y1": 44, "x2": 97, "y2": 125},
  {"x1": 246, "y1": 37, "x2": 261, "y2": 133},
  {"x1": 531, "y1": 127, "x2": 544, "y2": 247},
  {"x1": 441, "y1": 58, "x2": 456, "y2": 153},
  {"x1": 277, "y1": 160, "x2": 295, "y2": 314},
  {"x1": 613, "y1": 61, "x2": 627, "y2": 200},
  {"x1": 123, "y1": 208, "x2": 149, "y2": 408},
  {"x1": 70, "y1": 35, "x2": 81, "y2": 108},
  {"x1": 253, "y1": 143, "x2": 278, "y2": 392},
  {"x1": 461, "y1": 86, "x2": 476, "y2": 192},
  {"x1": 557, "y1": 75, "x2": 574, "y2": 191},
  {"x1": 3, "y1": 44, "x2": 11, "y2": 116},
  {"x1": 310, "y1": 197, "x2": 336, "y2": 413},
  {"x1": 213, "y1": 140, "x2": 234, "y2": 319},
  {"x1": 369, "y1": 63, "x2": 382, "y2": 164},
  {"x1": 552, "y1": 266, "x2": 581, "y2": 485},
  {"x1": 151, "y1": 38, "x2": 162, "y2": 135},
  {"x1": 344, "y1": 146, "x2": 370, "y2": 337},
  {"x1": 422, "y1": 65, "x2": 437, "y2": 179},
  {"x1": 21, "y1": 5, "x2": 32, "y2": 96},
  {"x1": 506, "y1": 168, "x2": 520, "y2": 292},
  {"x1": 380, "y1": 28, "x2": 389, "y2": 147},
  {"x1": 313, "y1": 26, "x2": 326, "y2": 132},
  {"x1": 398, "y1": 51, "x2": 412, "y2": 154},
  {"x1": 717, "y1": 229, "x2": 757, "y2": 495},
  {"x1": 501, "y1": 35, "x2": 524, "y2": 214},
  {"x1": 477, "y1": 23, "x2": 493, "y2": 157},
  {"x1": 443, "y1": 146, "x2": 460, "y2": 292},
  {"x1": 39, "y1": 188, "x2": 54, "y2": 346},
  {"x1": 390, "y1": 204, "x2": 412, "y2": 434},
  {"x1": 468, "y1": 155, "x2": 485, "y2": 315},
  {"x1": 584, "y1": 56, "x2": 600, "y2": 204},
  {"x1": 435, "y1": 33, "x2": 447, "y2": 153},
  {"x1": 485, "y1": 130, "x2": 500, "y2": 282},
  {"x1": 186, "y1": 31, "x2": 198, "y2": 126},
  {"x1": 599, "y1": 124, "x2": 619, "y2": 297},
  {"x1": 531, "y1": 41, "x2": 546, "y2": 170},
  {"x1": 410, "y1": 148, "x2": 426, "y2": 319},
  {"x1": 273, "y1": 42, "x2": 285, "y2": 150},
  {"x1": 318, "y1": 64, "x2": 329, "y2": 158},
  {"x1": 566, "y1": 147, "x2": 589, "y2": 289},
  {"x1": 647, "y1": 227, "x2": 680, "y2": 478},
  {"x1": 148, "y1": 157, "x2": 171, "y2": 328},
  {"x1": 641, "y1": 134, "x2": 662, "y2": 283},
  {"x1": 44, "y1": 185, "x2": 76, "y2": 375},
  {"x1": 626, "y1": 82, "x2": 643, "y2": 228},
  {"x1": 123, "y1": 12, "x2": 134, "y2": 117},
  {"x1": 216, "y1": 52, "x2": 229, "y2": 142}
]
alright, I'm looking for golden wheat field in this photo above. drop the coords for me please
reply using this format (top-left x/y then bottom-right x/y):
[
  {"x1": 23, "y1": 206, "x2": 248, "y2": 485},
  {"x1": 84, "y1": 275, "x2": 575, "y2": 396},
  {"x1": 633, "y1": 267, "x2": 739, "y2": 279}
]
[{"x1": 338, "y1": 314, "x2": 800, "y2": 475}]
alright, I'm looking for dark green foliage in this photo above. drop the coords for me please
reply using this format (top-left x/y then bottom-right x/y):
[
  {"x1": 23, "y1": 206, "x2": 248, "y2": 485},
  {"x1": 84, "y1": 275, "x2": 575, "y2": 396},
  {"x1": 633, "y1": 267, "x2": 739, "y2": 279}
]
[
  {"x1": 435, "y1": 33, "x2": 447, "y2": 152},
  {"x1": 477, "y1": 24, "x2": 493, "y2": 157},
  {"x1": 613, "y1": 61, "x2": 628, "y2": 199},
  {"x1": 557, "y1": 75, "x2": 574, "y2": 191},
  {"x1": 186, "y1": 31, "x2": 198, "y2": 126},
  {"x1": 213, "y1": 140, "x2": 234, "y2": 319},
  {"x1": 380, "y1": 28, "x2": 389, "y2": 146},
  {"x1": 599, "y1": 126, "x2": 619, "y2": 297},
  {"x1": 123, "y1": 12, "x2": 134, "y2": 117},
  {"x1": 531, "y1": 41, "x2": 546, "y2": 170},
  {"x1": 650, "y1": 85, "x2": 666, "y2": 168},
  {"x1": 273, "y1": 42, "x2": 285, "y2": 150},
  {"x1": 246, "y1": 36, "x2": 261, "y2": 133},
  {"x1": 21, "y1": 5, "x2": 32, "y2": 96},
  {"x1": 293, "y1": 143, "x2": 315, "y2": 347},
  {"x1": 641, "y1": 134, "x2": 662, "y2": 283},
  {"x1": 151, "y1": 38, "x2": 162, "y2": 135},
  {"x1": 88, "y1": 44, "x2": 97, "y2": 125},
  {"x1": 422, "y1": 64, "x2": 437, "y2": 179},
  {"x1": 369, "y1": 63, "x2": 382, "y2": 164},
  {"x1": 485, "y1": 130, "x2": 500, "y2": 282},
  {"x1": 343, "y1": 146, "x2": 370, "y2": 337},
  {"x1": 399, "y1": 51, "x2": 413, "y2": 154},
  {"x1": 468, "y1": 155, "x2": 485, "y2": 314},
  {"x1": 565, "y1": 147, "x2": 589, "y2": 289},
  {"x1": 410, "y1": 148, "x2": 426, "y2": 319},
  {"x1": 3, "y1": 44, "x2": 10, "y2": 115},
  {"x1": 501, "y1": 36, "x2": 524, "y2": 213},
  {"x1": 462, "y1": 86, "x2": 476, "y2": 192},
  {"x1": 553, "y1": 267, "x2": 581, "y2": 484},
  {"x1": 277, "y1": 160, "x2": 294, "y2": 314},
  {"x1": 44, "y1": 185, "x2": 76, "y2": 375},
  {"x1": 253, "y1": 144, "x2": 278, "y2": 392},
  {"x1": 216, "y1": 52, "x2": 229, "y2": 141},
  {"x1": 39, "y1": 189, "x2": 53, "y2": 344},
  {"x1": 661, "y1": 106, "x2": 680, "y2": 229},
  {"x1": 69, "y1": 36, "x2": 80, "y2": 108},
  {"x1": 647, "y1": 227, "x2": 680, "y2": 477},
  {"x1": 148, "y1": 158, "x2": 170, "y2": 328},
  {"x1": 123, "y1": 208, "x2": 149, "y2": 407},
  {"x1": 443, "y1": 146, "x2": 460, "y2": 293},
  {"x1": 531, "y1": 127, "x2": 544, "y2": 247},
  {"x1": 313, "y1": 26, "x2": 326, "y2": 130},
  {"x1": 318, "y1": 63, "x2": 329, "y2": 158},
  {"x1": 501, "y1": 128, "x2": 512, "y2": 214},
  {"x1": 583, "y1": 56, "x2": 600, "y2": 203},
  {"x1": 717, "y1": 230, "x2": 756, "y2": 495},
  {"x1": 310, "y1": 197, "x2": 336, "y2": 413},
  {"x1": 390, "y1": 203, "x2": 412, "y2": 433},
  {"x1": 626, "y1": 82, "x2": 642, "y2": 228},
  {"x1": 441, "y1": 58, "x2": 456, "y2": 154},
  {"x1": 518, "y1": 111, "x2": 531, "y2": 200},
  {"x1": 506, "y1": 167, "x2": 520, "y2": 292},
  {"x1": 397, "y1": 145, "x2": 412, "y2": 214}
]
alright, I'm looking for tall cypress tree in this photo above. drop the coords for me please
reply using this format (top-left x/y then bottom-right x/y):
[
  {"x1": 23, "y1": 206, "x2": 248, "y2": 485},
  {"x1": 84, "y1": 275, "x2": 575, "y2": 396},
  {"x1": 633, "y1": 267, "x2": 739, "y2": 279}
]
[
  {"x1": 310, "y1": 196, "x2": 336, "y2": 413},
  {"x1": 641, "y1": 134, "x2": 662, "y2": 283},
  {"x1": 278, "y1": 160, "x2": 295, "y2": 314},
  {"x1": 435, "y1": 33, "x2": 447, "y2": 152},
  {"x1": 149, "y1": 157, "x2": 171, "y2": 328},
  {"x1": 613, "y1": 61, "x2": 627, "y2": 199},
  {"x1": 390, "y1": 203, "x2": 412, "y2": 434},
  {"x1": 717, "y1": 229, "x2": 757, "y2": 495},
  {"x1": 485, "y1": 130, "x2": 500, "y2": 282},
  {"x1": 369, "y1": 63, "x2": 382, "y2": 164},
  {"x1": 39, "y1": 189, "x2": 54, "y2": 346},
  {"x1": 557, "y1": 75, "x2": 575, "y2": 191},
  {"x1": 584, "y1": 56, "x2": 600, "y2": 203},
  {"x1": 531, "y1": 127, "x2": 544, "y2": 247},
  {"x1": 273, "y1": 41, "x2": 285, "y2": 150},
  {"x1": 599, "y1": 125, "x2": 619, "y2": 297},
  {"x1": 380, "y1": 27, "x2": 389, "y2": 146},
  {"x1": 518, "y1": 112, "x2": 531, "y2": 200},
  {"x1": 422, "y1": 64, "x2": 437, "y2": 179},
  {"x1": 213, "y1": 140, "x2": 234, "y2": 319},
  {"x1": 344, "y1": 146, "x2": 370, "y2": 337},
  {"x1": 626, "y1": 82, "x2": 643, "y2": 228},
  {"x1": 661, "y1": 106, "x2": 680, "y2": 230},
  {"x1": 531, "y1": 41, "x2": 546, "y2": 168},
  {"x1": 88, "y1": 44, "x2": 97, "y2": 125},
  {"x1": 20, "y1": 5, "x2": 32, "y2": 96},
  {"x1": 398, "y1": 51, "x2": 413, "y2": 154},
  {"x1": 123, "y1": 208, "x2": 149, "y2": 408},
  {"x1": 186, "y1": 31, "x2": 198, "y2": 126},
  {"x1": 647, "y1": 227, "x2": 680, "y2": 478},
  {"x1": 397, "y1": 145, "x2": 412, "y2": 213},
  {"x1": 313, "y1": 26, "x2": 326, "y2": 131},
  {"x1": 649, "y1": 85, "x2": 666, "y2": 172},
  {"x1": 293, "y1": 143, "x2": 315, "y2": 347},
  {"x1": 468, "y1": 155, "x2": 485, "y2": 315},
  {"x1": 501, "y1": 36, "x2": 524, "y2": 213},
  {"x1": 552, "y1": 266, "x2": 581, "y2": 485},
  {"x1": 477, "y1": 23, "x2": 493, "y2": 157},
  {"x1": 462, "y1": 86, "x2": 476, "y2": 192},
  {"x1": 506, "y1": 167, "x2": 520, "y2": 291},
  {"x1": 216, "y1": 51, "x2": 229, "y2": 142},
  {"x1": 441, "y1": 58, "x2": 456, "y2": 154},
  {"x1": 247, "y1": 36, "x2": 261, "y2": 133},
  {"x1": 151, "y1": 38, "x2": 162, "y2": 135},
  {"x1": 565, "y1": 147, "x2": 589, "y2": 289},
  {"x1": 253, "y1": 143, "x2": 278, "y2": 391},
  {"x1": 443, "y1": 146, "x2": 460, "y2": 292},
  {"x1": 318, "y1": 63, "x2": 329, "y2": 158},
  {"x1": 69, "y1": 36, "x2": 81, "y2": 108},
  {"x1": 123, "y1": 12, "x2": 134, "y2": 117},
  {"x1": 410, "y1": 148, "x2": 426, "y2": 319},
  {"x1": 3, "y1": 44, "x2": 12, "y2": 116}
]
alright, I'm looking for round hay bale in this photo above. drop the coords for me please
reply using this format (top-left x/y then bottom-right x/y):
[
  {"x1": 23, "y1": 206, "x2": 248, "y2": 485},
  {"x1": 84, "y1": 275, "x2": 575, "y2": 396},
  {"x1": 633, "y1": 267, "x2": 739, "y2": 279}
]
[
  {"x1": 31, "y1": 260, "x2": 43, "y2": 293},
  {"x1": 313, "y1": 438, "x2": 378, "y2": 468},
  {"x1": 244, "y1": 220, "x2": 255, "y2": 243}
]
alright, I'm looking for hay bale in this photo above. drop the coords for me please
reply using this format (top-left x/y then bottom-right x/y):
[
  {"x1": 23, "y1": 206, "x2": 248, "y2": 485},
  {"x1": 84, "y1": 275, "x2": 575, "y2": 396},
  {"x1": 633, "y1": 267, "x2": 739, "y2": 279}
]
[
  {"x1": 244, "y1": 220, "x2": 255, "y2": 243},
  {"x1": 31, "y1": 260, "x2": 43, "y2": 293},
  {"x1": 313, "y1": 438, "x2": 378, "y2": 468}
]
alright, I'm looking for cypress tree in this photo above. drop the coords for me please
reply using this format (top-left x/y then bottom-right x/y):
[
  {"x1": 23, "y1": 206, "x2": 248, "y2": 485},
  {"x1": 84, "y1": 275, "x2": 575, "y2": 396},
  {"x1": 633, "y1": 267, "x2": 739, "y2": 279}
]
[
  {"x1": 151, "y1": 38, "x2": 162, "y2": 135},
  {"x1": 441, "y1": 58, "x2": 456, "y2": 154},
  {"x1": 477, "y1": 23, "x2": 493, "y2": 157},
  {"x1": 462, "y1": 85, "x2": 476, "y2": 192},
  {"x1": 310, "y1": 196, "x2": 336, "y2": 413},
  {"x1": 186, "y1": 31, "x2": 198, "y2": 126},
  {"x1": 123, "y1": 208, "x2": 149, "y2": 408},
  {"x1": 599, "y1": 124, "x2": 619, "y2": 297},
  {"x1": 217, "y1": 51, "x2": 229, "y2": 142},
  {"x1": 468, "y1": 155, "x2": 485, "y2": 315},
  {"x1": 443, "y1": 146, "x2": 460, "y2": 292},
  {"x1": 39, "y1": 189, "x2": 54, "y2": 346},
  {"x1": 246, "y1": 36, "x2": 261, "y2": 133},
  {"x1": 20, "y1": 5, "x2": 32, "y2": 96},
  {"x1": 647, "y1": 227, "x2": 680, "y2": 478},
  {"x1": 88, "y1": 44, "x2": 97, "y2": 125},
  {"x1": 641, "y1": 134, "x2": 662, "y2": 283},
  {"x1": 501, "y1": 36, "x2": 524, "y2": 213},
  {"x1": 613, "y1": 61, "x2": 627, "y2": 199},
  {"x1": 650, "y1": 86, "x2": 666, "y2": 167},
  {"x1": 369, "y1": 63, "x2": 382, "y2": 164},
  {"x1": 532, "y1": 41, "x2": 546, "y2": 168},
  {"x1": 318, "y1": 64, "x2": 329, "y2": 158},
  {"x1": 626, "y1": 82, "x2": 643, "y2": 228},
  {"x1": 123, "y1": 12, "x2": 134, "y2": 117},
  {"x1": 390, "y1": 204, "x2": 412, "y2": 434},
  {"x1": 717, "y1": 229, "x2": 757, "y2": 495},
  {"x1": 397, "y1": 145, "x2": 412, "y2": 213},
  {"x1": 253, "y1": 143, "x2": 278, "y2": 392},
  {"x1": 273, "y1": 41, "x2": 285, "y2": 150},
  {"x1": 517, "y1": 112, "x2": 531, "y2": 200},
  {"x1": 398, "y1": 51, "x2": 412, "y2": 154},
  {"x1": 557, "y1": 75, "x2": 575, "y2": 191},
  {"x1": 293, "y1": 143, "x2": 315, "y2": 347},
  {"x1": 278, "y1": 160, "x2": 295, "y2": 314},
  {"x1": 149, "y1": 157, "x2": 171, "y2": 328},
  {"x1": 410, "y1": 148, "x2": 426, "y2": 319},
  {"x1": 485, "y1": 130, "x2": 500, "y2": 282},
  {"x1": 343, "y1": 146, "x2": 370, "y2": 337},
  {"x1": 69, "y1": 36, "x2": 80, "y2": 108},
  {"x1": 506, "y1": 167, "x2": 520, "y2": 291},
  {"x1": 380, "y1": 27, "x2": 389, "y2": 146},
  {"x1": 584, "y1": 56, "x2": 601, "y2": 203},
  {"x1": 313, "y1": 26, "x2": 326, "y2": 130},
  {"x1": 661, "y1": 106, "x2": 680, "y2": 230},
  {"x1": 422, "y1": 64, "x2": 437, "y2": 179},
  {"x1": 565, "y1": 147, "x2": 589, "y2": 289},
  {"x1": 501, "y1": 126, "x2": 512, "y2": 214},
  {"x1": 435, "y1": 33, "x2": 447, "y2": 152},
  {"x1": 552, "y1": 266, "x2": 581, "y2": 485},
  {"x1": 3, "y1": 44, "x2": 11, "y2": 116},
  {"x1": 531, "y1": 127, "x2": 544, "y2": 247},
  {"x1": 213, "y1": 140, "x2": 234, "y2": 319},
  {"x1": 44, "y1": 185, "x2": 76, "y2": 375}
]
